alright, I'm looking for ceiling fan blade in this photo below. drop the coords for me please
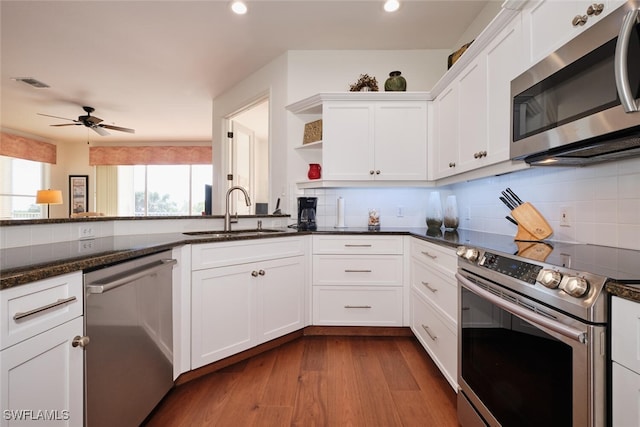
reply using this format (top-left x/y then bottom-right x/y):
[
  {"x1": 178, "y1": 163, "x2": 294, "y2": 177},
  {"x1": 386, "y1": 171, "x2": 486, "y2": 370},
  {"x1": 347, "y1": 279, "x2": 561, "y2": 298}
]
[
  {"x1": 91, "y1": 126, "x2": 110, "y2": 136},
  {"x1": 100, "y1": 124, "x2": 135, "y2": 134},
  {"x1": 38, "y1": 113, "x2": 76, "y2": 121},
  {"x1": 50, "y1": 123, "x2": 81, "y2": 127},
  {"x1": 84, "y1": 116, "x2": 103, "y2": 125}
]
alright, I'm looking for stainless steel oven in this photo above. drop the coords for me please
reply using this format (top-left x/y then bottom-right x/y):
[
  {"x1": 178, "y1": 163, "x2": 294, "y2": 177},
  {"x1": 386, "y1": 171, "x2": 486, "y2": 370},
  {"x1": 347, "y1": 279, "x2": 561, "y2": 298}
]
[{"x1": 455, "y1": 244, "x2": 611, "y2": 427}]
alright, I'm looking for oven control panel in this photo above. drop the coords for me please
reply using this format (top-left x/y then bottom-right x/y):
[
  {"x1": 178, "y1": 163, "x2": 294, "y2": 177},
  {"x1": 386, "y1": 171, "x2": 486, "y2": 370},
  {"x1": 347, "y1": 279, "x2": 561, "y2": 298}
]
[{"x1": 479, "y1": 252, "x2": 542, "y2": 284}]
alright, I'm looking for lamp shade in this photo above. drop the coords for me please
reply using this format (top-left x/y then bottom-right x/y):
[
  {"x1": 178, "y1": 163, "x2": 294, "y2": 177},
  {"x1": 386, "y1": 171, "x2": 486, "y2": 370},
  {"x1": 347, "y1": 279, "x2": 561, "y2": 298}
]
[{"x1": 36, "y1": 189, "x2": 63, "y2": 205}]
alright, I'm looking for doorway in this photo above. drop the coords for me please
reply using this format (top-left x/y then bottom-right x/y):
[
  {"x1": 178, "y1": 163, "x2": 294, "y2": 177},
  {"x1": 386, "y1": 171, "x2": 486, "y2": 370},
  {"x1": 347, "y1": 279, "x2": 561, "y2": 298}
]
[{"x1": 227, "y1": 98, "x2": 269, "y2": 215}]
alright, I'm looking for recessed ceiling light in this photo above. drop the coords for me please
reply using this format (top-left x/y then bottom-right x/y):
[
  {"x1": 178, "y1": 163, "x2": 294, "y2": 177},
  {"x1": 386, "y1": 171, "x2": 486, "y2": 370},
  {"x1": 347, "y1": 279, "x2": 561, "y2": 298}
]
[
  {"x1": 231, "y1": 1, "x2": 247, "y2": 15},
  {"x1": 384, "y1": 0, "x2": 400, "y2": 12},
  {"x1": 11, "y1": 77, "x2": 50, "y2": 88}
]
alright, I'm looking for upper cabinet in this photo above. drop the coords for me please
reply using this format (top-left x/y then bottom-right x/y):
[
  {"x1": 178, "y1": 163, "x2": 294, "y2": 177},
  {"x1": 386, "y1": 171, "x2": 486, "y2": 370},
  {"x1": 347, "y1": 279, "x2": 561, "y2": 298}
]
[
  {"x1": 522, "y1": 0, "x2": 627, "y2": 65},
  {"x1": 431, "y1": 12, "x2": 524, "y2": 180},
  {"x1": 287, "y1": 93, "x2": 429, "y2": 187}
]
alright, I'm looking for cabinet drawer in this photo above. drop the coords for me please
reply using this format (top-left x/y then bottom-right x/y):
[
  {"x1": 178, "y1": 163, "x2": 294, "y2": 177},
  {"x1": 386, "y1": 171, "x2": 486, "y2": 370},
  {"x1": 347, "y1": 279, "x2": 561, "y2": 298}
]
[
  {"x1": 612, "y1": 296, "x2": 640, "y2": 373},
  {"x1": 411, "y1": 259, "x2": 457, "y2": 323},
  {"x1": 312, "y1": 235, "x2": 403, "y2": 255},
  {"x1": 410, "y1": 238, "x2": 457, "y2": 275},
  {"x1": 312, "y1": 286, "x2": 403, "y2": 326},
  {"x1": 411, "y1": 290, "x2": 457, "y2": 389},
  {"x1": 313, "y1": 255, "x2": 403, "y2": 286},
  {"x1": 1, "y1": 272, "x2": 83, "y2": 350},
  {"x1": 192, "y1": 236, "x2": 306, "y2": 270}
]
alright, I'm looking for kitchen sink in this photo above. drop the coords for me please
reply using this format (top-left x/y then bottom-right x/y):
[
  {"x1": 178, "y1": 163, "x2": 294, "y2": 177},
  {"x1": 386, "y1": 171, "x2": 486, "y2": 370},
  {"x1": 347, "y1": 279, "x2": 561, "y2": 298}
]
[{"x1": 183, "y1": 228, "x2": 286, "y2": 238}]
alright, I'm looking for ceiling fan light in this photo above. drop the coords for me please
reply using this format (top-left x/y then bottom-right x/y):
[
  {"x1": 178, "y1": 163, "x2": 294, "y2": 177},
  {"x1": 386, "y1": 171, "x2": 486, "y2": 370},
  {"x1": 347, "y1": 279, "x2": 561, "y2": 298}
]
[
  {"x1": 231, "y1": 1, "x2": 247, "y2": 15},
  {"x1": 383, "y1": 0, "x2": 400, "y2": 12}
]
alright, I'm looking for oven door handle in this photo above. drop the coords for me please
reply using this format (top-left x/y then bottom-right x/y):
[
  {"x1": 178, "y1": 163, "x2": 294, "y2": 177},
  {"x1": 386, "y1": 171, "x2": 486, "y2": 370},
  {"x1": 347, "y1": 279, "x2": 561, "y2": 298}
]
[
  {"x1": 456, "y1": 273, "x2": 587, "y2": 344},
  {"x1": 615, "y1": 7, "x2": 640, "y2": 113}
]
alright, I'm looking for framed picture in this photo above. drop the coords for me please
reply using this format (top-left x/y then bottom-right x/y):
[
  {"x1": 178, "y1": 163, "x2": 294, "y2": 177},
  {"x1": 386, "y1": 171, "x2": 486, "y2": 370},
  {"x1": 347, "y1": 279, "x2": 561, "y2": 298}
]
[{"x1": 69, "y1": 175, "x2": 89, "y2": 215}]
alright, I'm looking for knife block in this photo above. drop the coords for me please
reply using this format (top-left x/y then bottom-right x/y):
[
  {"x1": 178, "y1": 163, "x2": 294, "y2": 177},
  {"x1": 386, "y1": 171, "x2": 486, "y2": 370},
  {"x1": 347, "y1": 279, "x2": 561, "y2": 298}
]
[{"x1": 511, "y1": 202, "x2": 553, "y2": 241}]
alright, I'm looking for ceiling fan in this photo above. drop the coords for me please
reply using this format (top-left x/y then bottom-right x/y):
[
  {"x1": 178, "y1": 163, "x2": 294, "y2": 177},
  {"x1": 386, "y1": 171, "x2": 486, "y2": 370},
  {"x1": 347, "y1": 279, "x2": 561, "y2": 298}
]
[{"x1": 38, "y1": 106, "x2": 135, "y2": 136}]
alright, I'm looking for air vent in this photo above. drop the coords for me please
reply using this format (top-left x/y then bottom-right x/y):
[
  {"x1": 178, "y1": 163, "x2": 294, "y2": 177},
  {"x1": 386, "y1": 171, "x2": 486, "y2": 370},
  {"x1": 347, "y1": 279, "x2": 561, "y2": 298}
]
[{"x1": 12, "y1": 77, "x2": 50, "y2": 88}]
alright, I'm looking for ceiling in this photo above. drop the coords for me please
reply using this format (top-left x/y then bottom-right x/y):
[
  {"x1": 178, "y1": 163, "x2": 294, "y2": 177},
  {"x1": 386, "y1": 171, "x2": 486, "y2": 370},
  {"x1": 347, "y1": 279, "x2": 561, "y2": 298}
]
[{"x1": 1, "y1": 0, "x2": 493, "y2": 145}]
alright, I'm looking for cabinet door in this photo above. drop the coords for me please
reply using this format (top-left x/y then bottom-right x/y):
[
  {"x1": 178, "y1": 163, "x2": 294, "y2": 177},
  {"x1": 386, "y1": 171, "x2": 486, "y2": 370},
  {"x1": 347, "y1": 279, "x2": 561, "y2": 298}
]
[
  {"x1": 373, "y1": 101, "x2": 427, "y2": 180},
  {"x1": 191, "y1": 264, "x2": 254, "y2": 368},
  {"x1": 0, "y1": 317, "x2": 84, "y2": 427},
  {"x1": 485, "y1": 15, "x2": 524, "y2": 167},
  {"x1": 322, "y1": 101, "x2": 373, "y2": 180},
  {"x1": 433, "y1": 84, "x2": 459, "y2": 178},
  {"x1": 522, "y1": 0, "x2": 615, "y2": 66},
  {"x1": 612, "y1": 362, "x2": 640, "y2": 427},
  {"x1": 257, "y1": 256, "x2": 305, "y2": 343},
  {"x1": 456, "y1": 56, "x2": 488, "y2": 173}
]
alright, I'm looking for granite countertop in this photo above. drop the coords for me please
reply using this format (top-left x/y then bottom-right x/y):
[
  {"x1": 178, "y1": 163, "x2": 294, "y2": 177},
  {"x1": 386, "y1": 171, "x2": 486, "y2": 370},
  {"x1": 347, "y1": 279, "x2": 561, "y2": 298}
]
[
  {"x1": 4, "y1": 226, "x2": 640, "y2": 302},
  {"x1": 0, "y1": 226, "x2": 469, "y2": 289}
]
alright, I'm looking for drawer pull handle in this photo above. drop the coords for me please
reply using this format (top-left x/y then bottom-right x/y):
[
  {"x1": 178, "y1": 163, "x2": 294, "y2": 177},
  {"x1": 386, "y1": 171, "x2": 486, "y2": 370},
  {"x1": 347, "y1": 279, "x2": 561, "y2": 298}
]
[
  {"x1": 421, "y1": 281, "x2": 438, "y2": 292},
  {"x1": 344, "y1": 244, "x2": 373, "y2": 247},
  {"x1": 421, "y1": 251, "x2": 437, "y2": 259},
  {"x1": 344, "y1": 305, "x2": 372, "y2": 309},
  {"x1": 345, "y1": 269, "x2": 372, "y2": 273},
  {"x1": 13, "y1": 296, "x2": 77, "y2": 321},
  {"x1": 422, "y1": 324, "x2": 438, "y2": 341}
]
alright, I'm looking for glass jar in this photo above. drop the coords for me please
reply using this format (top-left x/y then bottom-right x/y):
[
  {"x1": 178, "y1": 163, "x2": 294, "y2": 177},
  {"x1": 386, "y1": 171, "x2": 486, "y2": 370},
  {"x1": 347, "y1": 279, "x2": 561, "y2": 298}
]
[
  {"x1": 426, "y1": 192, "x2": 443, "y2": 230},
  {"x1": 444, "y1": 195, "x2": 459, "y2": 230},
  {"x1": 368, "y1": 208, "x2": 380, "y2": 231}
]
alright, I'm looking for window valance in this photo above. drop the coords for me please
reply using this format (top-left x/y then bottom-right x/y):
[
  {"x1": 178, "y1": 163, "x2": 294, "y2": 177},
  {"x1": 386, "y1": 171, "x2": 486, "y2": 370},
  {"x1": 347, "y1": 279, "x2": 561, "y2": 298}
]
[
  {"x1": 89, "y1": 145, "x2": 212, "y2": 165},
  {"x1": 0, "y1": 132, "x2": 57, "y2": 164}
]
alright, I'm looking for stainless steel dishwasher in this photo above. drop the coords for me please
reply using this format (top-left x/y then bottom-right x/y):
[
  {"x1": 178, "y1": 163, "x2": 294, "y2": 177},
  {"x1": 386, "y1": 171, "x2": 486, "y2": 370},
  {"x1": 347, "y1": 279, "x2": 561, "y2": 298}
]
[{"x1": 83, "y1": 250, "x2": 176, "y2": 427}]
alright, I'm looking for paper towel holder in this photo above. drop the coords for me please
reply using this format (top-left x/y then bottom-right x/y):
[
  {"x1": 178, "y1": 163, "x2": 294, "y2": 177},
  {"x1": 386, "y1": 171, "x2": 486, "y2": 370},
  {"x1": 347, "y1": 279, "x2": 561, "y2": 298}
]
[{"x1": 335, "y1": 196, "x2": 347, "y2": 229}]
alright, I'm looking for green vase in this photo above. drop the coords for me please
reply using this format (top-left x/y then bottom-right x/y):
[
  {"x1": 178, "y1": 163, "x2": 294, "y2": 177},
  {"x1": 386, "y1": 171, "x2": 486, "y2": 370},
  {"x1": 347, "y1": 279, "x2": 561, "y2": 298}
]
[{"x1": 384, "y1": 71, "x2": 406, "y2": 91}]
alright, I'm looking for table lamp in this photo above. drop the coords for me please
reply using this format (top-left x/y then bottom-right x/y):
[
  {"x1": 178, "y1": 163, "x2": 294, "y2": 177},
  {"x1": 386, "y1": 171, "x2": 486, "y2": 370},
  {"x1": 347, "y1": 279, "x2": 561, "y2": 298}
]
[{"x1": 36, "y1": 189, "x2": 63, "y2": 218}]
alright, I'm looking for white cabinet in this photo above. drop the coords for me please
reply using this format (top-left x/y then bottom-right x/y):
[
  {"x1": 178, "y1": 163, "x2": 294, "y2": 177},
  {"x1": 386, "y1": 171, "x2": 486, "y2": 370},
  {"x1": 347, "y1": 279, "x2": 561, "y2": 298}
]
[
  {"x1": 311, "y1": 235, "x2": 406, "y2": 326},
  {"x1": 409, "y1": 238, "x2": 458, "y2": 390},
  {"x1": 522, "y1": 0, "x2": 625, "y2": 66},
  {"x1": 431, "y1": 13, "x2": 523, "y2": 179},
  {"x1": 191, "y1": 237, "x2": 307, "y2": 368},
  {"x1": 611, "y1": 295, "x2": 640, "y2": 427},
  {"x1": 0, "y1": 272, "x2": 84, "y2": 427},
  {"x1": 287, "y1": 93, "x2": 429, "y2": 185}
]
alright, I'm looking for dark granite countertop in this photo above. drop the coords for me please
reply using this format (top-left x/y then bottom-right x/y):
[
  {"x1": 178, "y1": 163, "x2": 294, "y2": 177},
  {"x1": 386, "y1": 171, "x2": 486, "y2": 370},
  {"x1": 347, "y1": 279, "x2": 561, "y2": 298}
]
[{"x1": 3, "y1": 226, "x2": 640, "y2": 301}]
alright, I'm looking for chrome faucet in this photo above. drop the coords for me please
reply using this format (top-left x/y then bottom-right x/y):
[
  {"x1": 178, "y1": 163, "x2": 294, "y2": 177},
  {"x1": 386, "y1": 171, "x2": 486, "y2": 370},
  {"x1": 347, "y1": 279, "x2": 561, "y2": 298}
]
[{"x1": 224, "y1": 186, "x2": 251, "y2": 231}]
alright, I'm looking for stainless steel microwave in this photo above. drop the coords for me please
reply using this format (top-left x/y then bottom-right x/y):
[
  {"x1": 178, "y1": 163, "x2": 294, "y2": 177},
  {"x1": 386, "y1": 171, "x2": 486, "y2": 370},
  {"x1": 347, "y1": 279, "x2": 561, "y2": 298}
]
[{"x1": 510, "y1": 1, "x2": 640, "y2": 166}]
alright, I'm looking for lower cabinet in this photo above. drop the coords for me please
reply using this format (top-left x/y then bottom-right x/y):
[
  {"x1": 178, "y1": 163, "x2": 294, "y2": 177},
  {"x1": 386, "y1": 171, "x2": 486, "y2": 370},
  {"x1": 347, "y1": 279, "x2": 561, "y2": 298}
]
[
  {"x1": 311, "y1": 235, "x2": 406, "y2": 327},
  {"x1": 0, "y1": 272, "x2": 84, "y2": 427},
  {"x1": 411, "y1": 290, "x2": 457, "y2": 389},
  {"x1": 191, "y1": 238, "x2": 307, "y2": 369},
  {"x1": 611, "y1": 295, "x2": 640, "y2": 426}
]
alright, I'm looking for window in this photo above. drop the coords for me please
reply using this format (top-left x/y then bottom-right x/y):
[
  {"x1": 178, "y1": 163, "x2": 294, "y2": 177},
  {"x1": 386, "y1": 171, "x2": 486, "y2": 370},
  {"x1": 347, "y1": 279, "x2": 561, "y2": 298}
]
[
  {"x1": 116, "y1": 164, "x2": 212, "y2": 216},
  {"x1": 0, "y1": 156, "x2": 46, "y2": 219}
]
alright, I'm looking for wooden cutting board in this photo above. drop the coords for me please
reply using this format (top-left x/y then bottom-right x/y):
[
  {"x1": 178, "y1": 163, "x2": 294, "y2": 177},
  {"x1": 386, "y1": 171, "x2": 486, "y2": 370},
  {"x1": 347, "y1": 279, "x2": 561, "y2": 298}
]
[{"x1": 511, "y1": 202, "x2": 553, "y2": 240}]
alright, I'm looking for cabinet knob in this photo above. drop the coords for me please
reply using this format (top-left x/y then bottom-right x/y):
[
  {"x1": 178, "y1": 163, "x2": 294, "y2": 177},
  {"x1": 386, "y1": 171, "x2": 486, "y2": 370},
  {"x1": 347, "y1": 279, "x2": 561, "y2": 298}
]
[
  {"x1": 369, "y1": 170, "x2": 375, "y2": 175},
  {"x1": 572, "y1": 15, "x2": 588, "y2": 26},
  {"x1": 448, "y1": 162, "x2": 456, "y2": 168},
  {"x1": 474, "y1": 152, "x2": 480, "y2": 159},
  {"x1": 375, "y1": 170, "x2": 380, "y2": 175},
  {"x1": 258, "y1": 269, "x2": 266, "y2": 276},
  {"x1": 587, "y1": 3, "x2": 604, "y2": 16},
  {"x1": 72, "y1": 335, "x2": 90, "y2": 348},
  {"x1": 251, "y1": 270, "x2": 259, "y2": 277}
]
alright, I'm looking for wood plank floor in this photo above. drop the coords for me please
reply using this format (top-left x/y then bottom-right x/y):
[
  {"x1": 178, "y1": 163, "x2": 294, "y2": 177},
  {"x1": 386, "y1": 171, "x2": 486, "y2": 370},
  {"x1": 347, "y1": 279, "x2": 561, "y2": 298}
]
[{"x1": 144, "y1": 335, "x2": 458, "y2": 427}]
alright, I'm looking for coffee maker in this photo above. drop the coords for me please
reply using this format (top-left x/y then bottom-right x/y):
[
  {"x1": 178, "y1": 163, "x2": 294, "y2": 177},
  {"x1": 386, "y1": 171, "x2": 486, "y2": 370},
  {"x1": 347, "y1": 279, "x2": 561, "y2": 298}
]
[{"x1": 297, "y1": 197, "x2": 317, "y2": 231}]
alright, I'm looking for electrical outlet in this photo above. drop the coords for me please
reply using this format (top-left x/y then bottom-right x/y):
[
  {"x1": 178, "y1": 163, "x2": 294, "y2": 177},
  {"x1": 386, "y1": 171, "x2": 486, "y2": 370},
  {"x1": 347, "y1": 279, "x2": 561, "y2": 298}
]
[
  {"x1": 465, "y1": 207, "x2": 471, "y2": 220},
  {"x1": 560, "y1": 206, "x2": 573, "y2": 227},
  {"x1": 78, "y1": 239, "x2": 95, "y2": 252},
  {"x1": 397, "y1": 206, "x2": 404, "y2": 217},
  {"x1": 560, "y1": 253, "x2": 571, "y2": 268},
  {"x1": 78, "y1": 225, "x2": 95, "y2": 240}
]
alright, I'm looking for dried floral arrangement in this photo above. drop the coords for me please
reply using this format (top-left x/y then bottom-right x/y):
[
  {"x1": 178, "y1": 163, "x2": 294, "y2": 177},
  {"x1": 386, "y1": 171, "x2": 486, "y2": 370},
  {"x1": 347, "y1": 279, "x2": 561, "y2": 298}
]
[{"x1": 349, "y1": 74, "x2": 379, "y2": 92}]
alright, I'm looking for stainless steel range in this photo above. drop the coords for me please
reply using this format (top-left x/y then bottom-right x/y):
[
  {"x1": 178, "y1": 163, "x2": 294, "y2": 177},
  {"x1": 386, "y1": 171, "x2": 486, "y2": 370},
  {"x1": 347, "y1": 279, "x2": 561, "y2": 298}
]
[{"x1": 455, "y1": 237, "x2": 640, "y2": 427}]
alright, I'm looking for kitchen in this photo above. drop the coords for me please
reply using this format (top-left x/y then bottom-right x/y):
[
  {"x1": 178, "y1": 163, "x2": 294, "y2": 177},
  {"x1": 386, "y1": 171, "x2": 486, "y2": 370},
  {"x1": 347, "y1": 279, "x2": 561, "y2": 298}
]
[{"x1": 2, "y1": 1, "x2": 640, "y2": 426}]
